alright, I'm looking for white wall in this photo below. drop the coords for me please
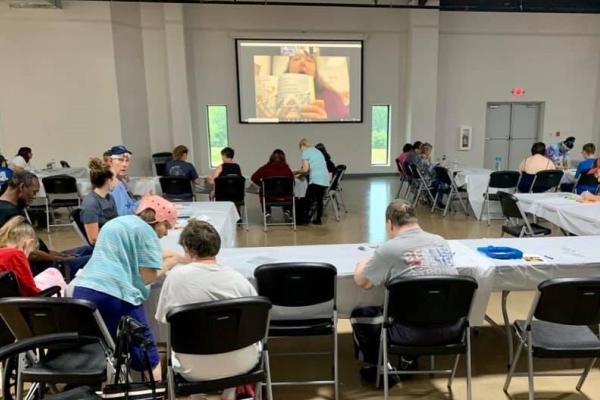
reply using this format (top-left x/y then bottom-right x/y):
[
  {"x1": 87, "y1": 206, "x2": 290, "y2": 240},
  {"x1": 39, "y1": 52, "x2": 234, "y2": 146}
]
[
  {"x1": 436, "y1": 12, "x2": 600, "y2": 166},
  {"x1": 1, "y1": 2, "x2": 600, "y2": 175},
  {"x1": 183, "y1": 4, "x2": 411, "y2": 175},
  {"x1": 0, "y1": 1, "x2": 122, "y2": 168}
]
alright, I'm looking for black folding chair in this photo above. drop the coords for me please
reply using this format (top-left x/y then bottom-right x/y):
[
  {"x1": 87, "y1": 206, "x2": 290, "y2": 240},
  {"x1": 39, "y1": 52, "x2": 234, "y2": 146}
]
[
  {"x1": 152, "y1": 152, "x2": 173, "y2": 177},
  {"x1": 480, "y1": 170, "x2": 520, "y2": 225},
  {"x1": 324, "y1": 165, "x2": 347, "y2": 222},
  {"x1": 69, "y1": 208, "x2": 90, "y2": 246},
  {"x1": 254, "y1": 263, "x2": 338, "y2": 400},
  {"x1": 378, "y1": 275, "x2": 478, "y2": 400},
  {"x1": 431, "y1": 166, "x2": 469, "y2": 217},
  {"x1": 497, "y1": 191, "x2": 551, "y2": 237},
  {"x1": 166, "y1": 297, "x2": 273, "y2": 400},
  {"x1": 214, "y1": 175, "x2": 248, "y2": 231},
  {"x1": 41, "y1": 175, "x2": 80, "y2": 233},
  {"x1": 0, "y1": 333, "x2": 102, "y2": 400},
  {"x1": 261, "y1": 176, "x2": 295, "y2": 231},
  {"x1": 159, "y1": 176, "x2": 195, "y2": 202},
  {"x1": 530, "y1": 169, "x2": 564, "y2": 193},
  {"x1": 0, "y1": 297, "x2": 116, "y2": 400},
  {"x1": 574, "y1": 171, "x2": 600, "y2": 194},
  {"x1": 504, "y1": 278, "x2": 600, "y2": 400},
  {"x1": 0, "y1": 272, "x2": 62, "y2": 400}
]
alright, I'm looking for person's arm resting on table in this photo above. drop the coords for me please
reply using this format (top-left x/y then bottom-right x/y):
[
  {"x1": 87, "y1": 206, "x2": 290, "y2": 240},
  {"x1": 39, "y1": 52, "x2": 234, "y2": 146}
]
[{"x1": 353, "y1": 256, "x2": 374, "y2": 289}]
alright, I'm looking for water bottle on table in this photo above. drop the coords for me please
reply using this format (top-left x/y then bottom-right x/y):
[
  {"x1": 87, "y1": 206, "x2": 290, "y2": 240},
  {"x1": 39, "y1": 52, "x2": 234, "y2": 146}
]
[{"x1": 494, "y1": 156, "x2": 502, "y2": 171}]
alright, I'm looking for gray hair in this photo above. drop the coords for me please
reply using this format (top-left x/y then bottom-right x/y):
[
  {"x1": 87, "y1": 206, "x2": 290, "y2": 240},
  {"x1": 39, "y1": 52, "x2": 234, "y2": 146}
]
[
  {"x1": 6, "y1": 171, "x2": 38, "y2": 189},
  {"x1": 385, "y1": 199, "x2": 418, "y2": 227}
]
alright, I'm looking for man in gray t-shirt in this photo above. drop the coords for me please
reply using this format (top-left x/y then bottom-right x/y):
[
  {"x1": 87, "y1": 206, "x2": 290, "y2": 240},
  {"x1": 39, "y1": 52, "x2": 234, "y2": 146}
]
[{"x1": 352, "y1": 199, "x2": 460, "y2": 381}]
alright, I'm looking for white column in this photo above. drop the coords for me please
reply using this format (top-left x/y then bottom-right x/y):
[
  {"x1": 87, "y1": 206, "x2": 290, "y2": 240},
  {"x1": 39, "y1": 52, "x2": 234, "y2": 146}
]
[{"x1": 404, "y1": 10, "x2": 440, "y2": 148}]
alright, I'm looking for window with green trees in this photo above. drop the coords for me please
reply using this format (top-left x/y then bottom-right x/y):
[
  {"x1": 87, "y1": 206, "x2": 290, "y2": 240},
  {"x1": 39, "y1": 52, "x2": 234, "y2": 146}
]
[
  {"x1": 207, "y1": 105, "x2": 229, "y2": 168},
  {"x1": 371, "y1": 105, "x2": 390, "y2": 165}
]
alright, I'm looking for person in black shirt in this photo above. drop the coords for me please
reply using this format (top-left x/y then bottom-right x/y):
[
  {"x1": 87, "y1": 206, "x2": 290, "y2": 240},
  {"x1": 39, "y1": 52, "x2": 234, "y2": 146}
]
[
  {"x1": 315, "y1": 143, "x2": 336, "y2": 175},
  {"x1": 0, "y1": 172, "x2": 92, "y2": 276},
  {"x1": 207, "y1": 147, "x2": 242, "y2": 185}
]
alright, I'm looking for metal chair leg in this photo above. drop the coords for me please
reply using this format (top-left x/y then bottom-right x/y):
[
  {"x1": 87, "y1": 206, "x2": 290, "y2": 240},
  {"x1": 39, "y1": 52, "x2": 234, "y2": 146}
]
[
  {"x1": 466, "y1": 327, "x2": 473, "y2": 400},
  {"x1": 503, "y1": 339, "x2": 524, "y2": 393},
  {"x1": 527, "y1": 331, "x2": 535, "y2": 400},
  {"x1": 264, "y1": 349, "x2": 273, "y2": 400},
  {"x1": 447, "y1": 354, "x2": 460, "y2": 389},
  {"x1": 333, "y1": 319, "x2": 339, "y2": 400},
  {"x1": 383, "y1": 327, "x2": 389, "y2": 400},
  {"x1": 576, "y1": 358, "x2": 596, "y2": 391}
]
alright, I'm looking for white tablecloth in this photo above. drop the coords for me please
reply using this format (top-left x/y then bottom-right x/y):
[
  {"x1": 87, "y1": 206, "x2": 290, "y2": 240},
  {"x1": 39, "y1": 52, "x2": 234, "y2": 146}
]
[
  {"x1": 128, "y1": 177, "x2": 162, "y2": 196},
  {"x1": 34, "y1": 167, "x2": 88, "y2": 179},
  {"x1": 453, "y1": 168, "x2": 499, "y2": 219},
  {"x1": 515, "y1": 192, "x2": 600, "y2": 235}
]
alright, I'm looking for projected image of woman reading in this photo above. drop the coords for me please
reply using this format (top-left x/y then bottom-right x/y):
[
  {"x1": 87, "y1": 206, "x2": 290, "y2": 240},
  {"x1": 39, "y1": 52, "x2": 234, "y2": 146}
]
[{"x1": 238, "y1": 40, "x2": 362, "y2": 123}]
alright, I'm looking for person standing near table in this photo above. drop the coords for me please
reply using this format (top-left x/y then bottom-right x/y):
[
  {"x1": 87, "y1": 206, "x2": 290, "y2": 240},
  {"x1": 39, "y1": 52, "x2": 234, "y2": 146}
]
[
  {"x1": 296, "y1": 138, "x2": 329, "y2": 225},
  {"x1": 72, "y1": 196, "x2": 186, "y2": 381},
  {"x1": 546, "y1": 136, "x2": 575, "y2": 168}
]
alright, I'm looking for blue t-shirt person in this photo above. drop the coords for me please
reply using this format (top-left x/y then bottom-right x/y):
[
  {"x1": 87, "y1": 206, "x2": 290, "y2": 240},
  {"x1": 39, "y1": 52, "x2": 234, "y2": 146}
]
[
  {"x1": 111, "y1": 180, "x2": 139, "y2": 216},
  {"x1": 575, "y1": 158, "x2": 598, "y2": 194},
  {"x1": 302, "y1": 147, "x2": 330, "y2": 187},
  {"x1": 0, "y1": 167, "x2": 13, "y2": 186},
  {"x1": 165, "y1": 160, "x2": 199, "y2": 182},
  {"x1": 72, "y1": 215, "x2": 162, "y2": 305}
]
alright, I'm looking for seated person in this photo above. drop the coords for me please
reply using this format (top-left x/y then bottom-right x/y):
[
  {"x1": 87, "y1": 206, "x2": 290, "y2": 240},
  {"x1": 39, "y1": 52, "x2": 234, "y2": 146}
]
[
  {"x1": 395, "y1": 143, "x2": 413, "y2": 171},
  {"x1": 0, "y1": 216, "x2": 66, "y2": 296},
  {"x1": 351, "y1": 200, "x2": 458, "y2": 381},
  {"x1": 80, "y1": 158, "x2": 118, "y2": 245},
  {"x1": 165, "y1": 145, "x2": 200, "y2": 186},
  {"x1": 107, "y1": 145, "x2": 140, "y2": 216},
  {"x1": 0, "y1": 155, "x2": 13, "y2": 187},
  {"x1": 155, "y1": 220, "x2": 257, "y2": 399},
  {"x1": 404, "y1": 141, "x2": 422, "y2": 166},
  {"x1": 207, "y1": 147, "x2": 242, "y2": 184},
  {"x1": 518, "y1": 142, "x2": 555, "y2": 192},
  {"x1": 251, "y1": 149, "x2": 294, "y2": 214},
  {"x1": 9, "y1": 147, "x2": 33, "y2": 173},
  {"x1": 0, "y1": 172, "x2": 92, "y2": 276},
  {"x1": 573, "y1": 143, "x2": 597, "y2": 194},
  {"x1": 315, "y1": 143, "x2": 336, "y2": 175}
]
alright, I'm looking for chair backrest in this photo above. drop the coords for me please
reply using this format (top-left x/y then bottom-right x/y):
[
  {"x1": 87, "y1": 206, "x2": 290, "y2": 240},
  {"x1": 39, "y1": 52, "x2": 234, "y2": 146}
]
[
  {"x1": 0, "y1": 272, "x2": 20, "y2": 347},
  {"x1": 69, "y1": 208, "x2": 90, "y2": 245},
  {"x1": 59, "y1": 160, "x2": 70, "y2": 168},
  {"x1": 41, "y1": 175, "x2": 78, "y2": 195},
  {"x1": 385, "y1": 275, "x2": 478, "y2": 326},
  {"x1": 518, "y1": 172, "x2": 535, "y2": 193},
  {"x1": 576, "y1": 171, "x2": 600, "y2": 193},
  {"x1": 488, "y1": 170, "x2": 521, "y2": 189},
  {"x1": 0, "y1": 297, "x2": 114, "y2": 349},
  {"x1": 403, "y1": 162, "x2": 414, "y2": 178},
  {"x1": 408, "y1": 163, "x2": 424, "y2": 182},
  {"x1": 433, "y1": 166, "x2": 452, "y2": 186},
  {"x1": 159, "y1": 176, "x2": 193, "y2": 196},
  {"x1": 166, "y1": 297, "x2": 271, "y2": 355},
  {"x1": 152, "y1": 152, "x2": 173, "y2": 177},
  {"x1": 254, "y1": 262, "x2": 337, "y2": 308},
  {"x1": 497, "y1": 191, "x2": 525, "y2": 220},
  {"x1": 329, "y1": 164, "x2": 347, "y2": 191},
  {"x1": 261, "y1": 176, "x2": 294, "y2": 200},
  {"x1": 214, "y1": 175, "x2": 246, "y2": 203},
  {"x1": 531, "y1": 169, "x2": 564, "y2": 193},
  {"x1": 534, "y1": 278, "x2": 600, "y2": 325}
]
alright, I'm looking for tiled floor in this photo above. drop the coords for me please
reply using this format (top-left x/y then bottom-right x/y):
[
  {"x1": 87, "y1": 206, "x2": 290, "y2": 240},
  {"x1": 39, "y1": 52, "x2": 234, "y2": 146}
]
[{"x1": 40, "y1": 176, "x2": 600, "y2": 399}]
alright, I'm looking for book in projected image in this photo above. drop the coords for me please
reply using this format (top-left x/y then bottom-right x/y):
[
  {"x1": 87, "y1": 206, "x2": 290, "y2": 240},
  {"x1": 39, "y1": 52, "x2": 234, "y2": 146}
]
[
  {"x1": 255, "y1": 75, "x2": 278, "y2": 118},
  {"x1": 275, "y1": 73, "x2": 315, "y2": 120}
]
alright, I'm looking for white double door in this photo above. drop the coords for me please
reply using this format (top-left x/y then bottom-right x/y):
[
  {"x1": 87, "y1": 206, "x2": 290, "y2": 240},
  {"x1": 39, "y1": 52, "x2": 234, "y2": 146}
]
[{"x1": 484, "y1": 103, "x2": 542, "y2": 171}]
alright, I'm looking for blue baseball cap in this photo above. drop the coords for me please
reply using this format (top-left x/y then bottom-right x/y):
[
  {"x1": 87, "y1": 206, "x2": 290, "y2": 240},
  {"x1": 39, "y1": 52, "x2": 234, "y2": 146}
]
[{"x1": 108, "y1": 145, "x2": 132, "y2": 156}]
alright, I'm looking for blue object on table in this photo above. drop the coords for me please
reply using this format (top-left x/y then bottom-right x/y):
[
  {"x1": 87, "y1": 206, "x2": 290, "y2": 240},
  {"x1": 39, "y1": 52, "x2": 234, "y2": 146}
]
[{"x1": 477, "y1": 246, "x2": 523, "y2": 260}]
